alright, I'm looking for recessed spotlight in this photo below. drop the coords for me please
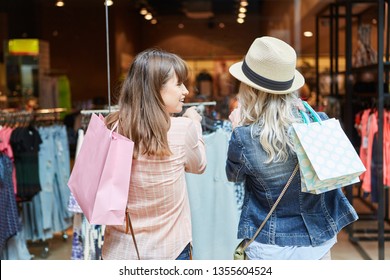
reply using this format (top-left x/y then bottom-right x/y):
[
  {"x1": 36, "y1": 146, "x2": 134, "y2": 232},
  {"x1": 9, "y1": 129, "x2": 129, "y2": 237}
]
[
  {"x1": 241, "y1": 1, "x2": 248, "y2": 7},
  {"x1": 56, "y1": 0, "x2": 64, "y2": 7},
  {"x1": 303, "y1": 31, "x2": 313, "y2": 37},
  {"x1": 140, "y1": 8, "x2": 148, "y2": 15}
]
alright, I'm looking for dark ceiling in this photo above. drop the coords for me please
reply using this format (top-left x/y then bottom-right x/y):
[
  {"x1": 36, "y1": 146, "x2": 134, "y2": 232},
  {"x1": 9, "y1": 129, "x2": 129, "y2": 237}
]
[
  {"x1": 0, "y1": 0, "x2": 325, "y2": 55},
  {"x1": 0, "y1": 0, "x2": 263, "y2": 18},
  {"x1": 144, "y1": 0, "x2": 262, "y2": 17}
]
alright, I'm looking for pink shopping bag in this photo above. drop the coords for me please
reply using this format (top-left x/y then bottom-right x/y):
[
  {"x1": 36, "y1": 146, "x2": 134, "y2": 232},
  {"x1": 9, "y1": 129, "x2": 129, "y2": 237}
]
[{"x1": 68, "y1": 113, "x2": 134, "y2": 225}]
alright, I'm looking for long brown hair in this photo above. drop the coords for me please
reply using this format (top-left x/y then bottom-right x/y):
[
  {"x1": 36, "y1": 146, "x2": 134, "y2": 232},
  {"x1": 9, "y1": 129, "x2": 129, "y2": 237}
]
[{"x1": 105, "y1": 48, "x2": 188, "y2": 158}]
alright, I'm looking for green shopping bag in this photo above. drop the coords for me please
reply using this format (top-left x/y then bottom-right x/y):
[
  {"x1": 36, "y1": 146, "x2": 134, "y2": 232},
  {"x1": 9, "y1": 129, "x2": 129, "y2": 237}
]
[{"x1": 291, "y1": 101, "x2": 366, "y2": 194}]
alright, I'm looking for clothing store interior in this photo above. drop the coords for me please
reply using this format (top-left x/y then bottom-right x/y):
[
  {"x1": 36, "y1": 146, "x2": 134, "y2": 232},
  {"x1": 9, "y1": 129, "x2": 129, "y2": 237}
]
[{"x1": 0, "y1": 0, "x2": 389, "y2": 260}]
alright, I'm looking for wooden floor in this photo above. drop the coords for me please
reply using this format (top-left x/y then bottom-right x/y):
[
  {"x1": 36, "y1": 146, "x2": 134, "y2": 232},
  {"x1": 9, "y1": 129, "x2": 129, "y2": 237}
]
[
  {"x1": 25, "y1": 186, "x2": 390, "y2": 260},
  {"x1": 26, "y1": 226, "x2": 390, "y2": 260},
  {"x1": 28, "y1": 211, "x2": 390, "y2": 260}
]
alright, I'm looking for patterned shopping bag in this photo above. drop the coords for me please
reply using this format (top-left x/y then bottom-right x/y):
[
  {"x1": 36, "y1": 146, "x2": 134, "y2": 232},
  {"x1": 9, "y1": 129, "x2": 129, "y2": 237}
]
[{"x1": 291, "y1": 102, "x2": 366, "y2": 194}]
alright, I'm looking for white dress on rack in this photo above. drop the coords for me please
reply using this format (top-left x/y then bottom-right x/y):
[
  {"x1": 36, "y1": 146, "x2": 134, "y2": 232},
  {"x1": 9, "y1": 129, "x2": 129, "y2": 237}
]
[{"x1": 186, "y1": 128, "x2": 241, "y2": 260}]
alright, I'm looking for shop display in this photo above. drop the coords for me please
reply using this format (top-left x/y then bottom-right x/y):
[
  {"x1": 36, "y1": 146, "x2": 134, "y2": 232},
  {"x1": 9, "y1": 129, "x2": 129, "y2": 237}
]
[
  {"x1": 1, "y1": 0, "x2": 388, "y2": 263},
  {"x1": 316, "y1": 0, "x2": 389, "y2": 260},
  {"x1": 0, "y1": 110, "x2": 73, "y2": 259}
]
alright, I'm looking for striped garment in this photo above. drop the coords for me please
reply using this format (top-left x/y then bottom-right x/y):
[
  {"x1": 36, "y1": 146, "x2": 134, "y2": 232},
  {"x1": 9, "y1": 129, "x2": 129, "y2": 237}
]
[{"x1": 102, "y1": 117, "x2": 206, "y2": 260}]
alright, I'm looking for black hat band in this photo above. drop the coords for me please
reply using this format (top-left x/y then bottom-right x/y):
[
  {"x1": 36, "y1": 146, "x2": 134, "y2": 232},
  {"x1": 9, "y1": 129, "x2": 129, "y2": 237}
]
[{"x1": 242, "y1": 60, "x2": 294, "y2": 91}]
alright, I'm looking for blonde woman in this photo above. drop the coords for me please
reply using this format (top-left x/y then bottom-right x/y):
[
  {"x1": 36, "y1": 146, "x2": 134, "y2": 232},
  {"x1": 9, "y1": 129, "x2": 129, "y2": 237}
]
[{"x1": 226, "y1": 37, "x2": 358, "y2": 260}]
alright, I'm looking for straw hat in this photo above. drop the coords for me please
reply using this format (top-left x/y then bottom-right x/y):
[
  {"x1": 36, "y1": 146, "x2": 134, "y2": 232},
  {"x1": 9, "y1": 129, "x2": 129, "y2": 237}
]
[{"x1": 229, "y1": 36, "x2": 305, "y2": 94}]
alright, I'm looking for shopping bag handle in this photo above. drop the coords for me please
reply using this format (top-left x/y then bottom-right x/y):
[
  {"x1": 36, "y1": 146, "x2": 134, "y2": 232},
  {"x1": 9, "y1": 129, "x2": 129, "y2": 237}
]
[
  {"x1": 111, "y1": 120, "x2": 119, "y2": 132},
  {"x1": 109, "y1": 120, "x2": 119, "y2": 139},
  {"x1": 299, "y1": 110, "x2": 311, "y2": 124},
  {"x1": 300, "y1": 101, "x2": 322, "y2": 124}
]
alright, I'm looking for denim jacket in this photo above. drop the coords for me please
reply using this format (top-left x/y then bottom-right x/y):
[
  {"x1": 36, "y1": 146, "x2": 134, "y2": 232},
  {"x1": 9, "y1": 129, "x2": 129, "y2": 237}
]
[{"x1": 226, "y1": 112, "x2": 358, "y2": 246}]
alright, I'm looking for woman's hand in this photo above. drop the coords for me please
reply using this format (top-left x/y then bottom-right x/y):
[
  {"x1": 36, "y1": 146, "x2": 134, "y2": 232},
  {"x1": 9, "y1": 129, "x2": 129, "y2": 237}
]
[
  {"x1": 183, "y1": 106, "x2": 202, "y2": 123},
  {"x1": 229, "y1": 103, "x2": 241, "y2": 129}
]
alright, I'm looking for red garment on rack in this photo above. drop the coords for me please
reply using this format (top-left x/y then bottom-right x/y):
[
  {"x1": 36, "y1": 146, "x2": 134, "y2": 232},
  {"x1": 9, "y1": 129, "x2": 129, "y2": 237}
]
[
  {"x1": 359, "y1": 109, "x2": 390, "y2": 192},
  {"x1": 384, "y1": 111, "x2": 390, "y2": 186},
  {"x1": 358, "y1": 109, "x2": 370, "y2": 182},
  {"x1": 0, "y1": 126, "x2": 17, "y2": 194},
  {"x1": 361, "y1": 111, "x2": 378, "y2": 193}
]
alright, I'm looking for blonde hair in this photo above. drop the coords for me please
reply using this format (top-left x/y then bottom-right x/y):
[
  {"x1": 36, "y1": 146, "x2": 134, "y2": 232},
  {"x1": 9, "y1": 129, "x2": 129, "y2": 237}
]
[
  {"x1": 105, "y1": 48, "x2": 188, "y2": 158},
  {"x1": 237, "y1": 83, "x2": 301, "y2": 163}
]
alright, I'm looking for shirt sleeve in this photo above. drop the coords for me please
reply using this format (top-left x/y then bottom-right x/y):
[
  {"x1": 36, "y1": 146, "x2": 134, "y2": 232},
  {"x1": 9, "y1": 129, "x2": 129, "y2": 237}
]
[
  {"x1": 316, "y1": 112, "x2": 329, "y2": 121},
  {"x1": 184, "y1": 120, "x2": 207, "y2": 174},
  {"x1": 226, "y1": 128, "x2": 246, "y2": 183}
]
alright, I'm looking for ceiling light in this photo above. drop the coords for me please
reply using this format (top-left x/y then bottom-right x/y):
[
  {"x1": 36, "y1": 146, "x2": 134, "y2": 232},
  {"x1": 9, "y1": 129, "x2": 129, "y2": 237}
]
[
  {"x1": 151, "y1": 19, "x2": 158, "y2": 24},
  {"x1": 303, "y1": 31, "x2": 313, "y2": 38},
  {"x1": 144, "y1": 13, "x2": 153, "y2": 20},
  {"x1": 140, "y1": 8, "x2": 148, "y2": 15},
  {"x1": 56, "y1": 0, "x2": 64, "y2": 7},
  {"x1": 104, "y1": 0, "x2": 113, "y2": 6},
  {"x1": 240, "y1": 1, "x2": 248, "y2": 7},
  {"x1": 237, "y1": 1, "x2": 248, "y2": 24}
]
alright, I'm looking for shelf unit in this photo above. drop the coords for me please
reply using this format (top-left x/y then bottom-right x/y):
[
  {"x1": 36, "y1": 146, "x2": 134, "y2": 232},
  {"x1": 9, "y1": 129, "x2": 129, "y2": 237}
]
[{"x1": 316, "y1": 0, "x2": 390, "y2": 260}]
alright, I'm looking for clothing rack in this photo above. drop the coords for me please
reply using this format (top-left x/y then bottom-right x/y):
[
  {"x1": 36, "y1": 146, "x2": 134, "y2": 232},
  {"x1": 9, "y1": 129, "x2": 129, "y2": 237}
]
[
  {"x1": 80, "y1": 101, "x2": 217, "y2": 118},
  {"x1": 316, "y1": 0, "x2": 390, "y2": 259},
  {"x1": 35, "y1": 108, "x2": 67, "y2": 114},
  {"x1": 182, "y1": 101, "x2": 217, "y2": 107},
  {"x1": 34, "y1": 108, "x2": 68, "y2": 124},
  {"x1": 0, "y1": 110, "x2": 33, "y2": 127},
  {"x1": 28, "y1": 107, "x2": 70, "y2": 258},
  {"x1": 1, "y1": 109, "x2": 71, "y2": 259},
  {"x1": 80, "y1": 109, "x2": 116, "y2": 115},
  {"x1": 79, "y1": 101, "x2": 217, "y2": 115},
  {"x1": 0, "y1": 108, "x2": 68, "y2": 126},
  {"x1": 80, "y1": 108, "x2": 116, "y2": 130}
]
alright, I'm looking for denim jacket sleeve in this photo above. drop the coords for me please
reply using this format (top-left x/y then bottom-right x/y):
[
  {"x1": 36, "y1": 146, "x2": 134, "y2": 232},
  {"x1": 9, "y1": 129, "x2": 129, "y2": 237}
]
[
  {"x1": 319, "y1": 112, "x2": 329, "y2": 121},
  {"x1": 226, "y1": 128, "x2": 246, "y2": 183}
]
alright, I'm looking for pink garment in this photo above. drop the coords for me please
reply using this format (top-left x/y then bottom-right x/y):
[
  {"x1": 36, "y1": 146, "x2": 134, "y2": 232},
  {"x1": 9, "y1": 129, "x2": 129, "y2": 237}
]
[
  {"x1": 359, "y1": 109, "x2": 370, "y2": 180},
  {"x1": 0, "y1": 126, "x2": 17, "y2": 194},
  {"x1": 361, "y1": 111, "x2": 378, "y2": 193},
  {"x1": 360, "y1": 109, "x2": 390, "y2": 190},
  {"x1": 384, "y1": 111, "x2": 390, "y2": 186},
  {"x1": 102, "y1": 117, "x2": 206, "y2": 260}
]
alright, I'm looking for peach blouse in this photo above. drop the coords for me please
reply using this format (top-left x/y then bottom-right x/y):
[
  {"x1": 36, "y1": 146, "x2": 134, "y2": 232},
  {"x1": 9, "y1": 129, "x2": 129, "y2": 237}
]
[{"x1": 102, "y1": 117, "x2": 206, "y2": 260}]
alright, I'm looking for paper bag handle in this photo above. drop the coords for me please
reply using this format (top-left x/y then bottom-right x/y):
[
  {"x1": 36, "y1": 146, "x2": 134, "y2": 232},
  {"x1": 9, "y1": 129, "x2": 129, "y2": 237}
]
[
  {"x1": 300, "y1": 101, "x2": 322, "y2": 124},
  {"x1": 98, "y1": 113, "x2": 119, "y2": 138},
  {"x1": 109, "y1": 120, "x2": 119, "y2": 139}
]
